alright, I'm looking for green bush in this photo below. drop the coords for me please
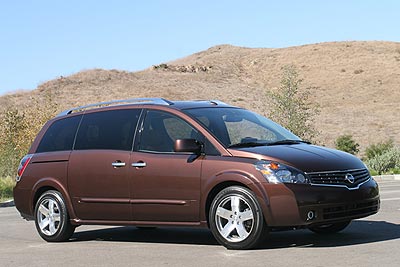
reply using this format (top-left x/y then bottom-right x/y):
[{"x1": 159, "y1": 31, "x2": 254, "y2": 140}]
[
  {"x1": 390, "y1": 167, "x2": 400, "y2": 174},
  {"x1": 335, "y1": 134, "x2": 359, "y2": 155},
  {"x1": 369, "y1": 169, "x2": 379, "y2": 176},
  {"x1": 366, "y1": 146, "x2": 400, "y2": 175},
  {"x1": 0, "y1": 177, "x2": 15, "y2": 202},
  {"x1": 365, "y1": 139, "x2": 394, "y2": 160}
]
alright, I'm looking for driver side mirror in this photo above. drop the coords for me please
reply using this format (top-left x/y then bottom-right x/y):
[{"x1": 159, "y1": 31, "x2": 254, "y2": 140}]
[{"x1": 174, "y1": 139, "x2": 202, "y2": 154}]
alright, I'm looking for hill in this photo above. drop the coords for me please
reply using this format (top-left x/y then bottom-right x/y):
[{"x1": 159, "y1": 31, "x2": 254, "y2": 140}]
[{"x1": 1, "y1": 41, "x2": 400, "y2": 151}]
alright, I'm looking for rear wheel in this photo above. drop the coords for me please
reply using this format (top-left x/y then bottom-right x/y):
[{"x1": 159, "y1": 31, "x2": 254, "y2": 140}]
[
  {"x1": 309, "y1": 220, "x2": 351, "y2": 234},
  {"x1": 34, "y1": 190, "x2": 75, "y2": 242},
  {"x1": 209, "y1": 186, "x2": 267, "y2": 249}
]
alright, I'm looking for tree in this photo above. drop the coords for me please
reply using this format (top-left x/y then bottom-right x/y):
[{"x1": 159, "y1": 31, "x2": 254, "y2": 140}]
[
  {"x1": 268, "y1": 65, "x2": 320, "y2": 142},
  {"x1": 0, "y1": 90, "x2": 58, "y2": 178},
  {"x1": 0, "y1": 108, "x2": 27, "y2": 178},
  {"x1": 335, "y1": 134, "x2": 360, "y2": 155}
]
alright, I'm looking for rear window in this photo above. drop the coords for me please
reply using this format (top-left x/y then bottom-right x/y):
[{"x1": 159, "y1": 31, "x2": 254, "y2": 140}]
[
  {"x1": 74, "y1": 109, "x2": 141, "y2": 151},
  {"x1": 36, "y1": 115, "x2": 82, "y2": 153}
]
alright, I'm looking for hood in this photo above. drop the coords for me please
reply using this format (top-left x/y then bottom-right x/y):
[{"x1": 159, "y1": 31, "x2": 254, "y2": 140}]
[{"x1": 228, "y1": 144, "x2": 366, "y2": 172}]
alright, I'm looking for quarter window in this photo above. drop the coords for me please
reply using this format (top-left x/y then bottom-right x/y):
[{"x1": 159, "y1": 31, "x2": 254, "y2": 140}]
[
  {"x1": 36, "y1": 115, "x2": 82, "y2": 153},
  {"x1": 74, "y1": 109, "x2": 141, "y2": 151}
]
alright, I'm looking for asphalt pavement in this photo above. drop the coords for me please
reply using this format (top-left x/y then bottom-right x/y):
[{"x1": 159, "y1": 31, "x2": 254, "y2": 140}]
[{"x1": 1, "y1": 178, "x2": 399, "y2": 267}]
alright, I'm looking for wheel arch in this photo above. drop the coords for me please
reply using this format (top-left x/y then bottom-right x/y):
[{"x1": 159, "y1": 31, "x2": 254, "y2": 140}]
[
  {"x1": 205, "y1": 181, "x2": 249, "y2": 227},
  {"x1": 32, "y1": 178, "x2": 77, "y2": 222},
  {"x1": 203, "y1": 171, "x2": 271, "y2": 227}
]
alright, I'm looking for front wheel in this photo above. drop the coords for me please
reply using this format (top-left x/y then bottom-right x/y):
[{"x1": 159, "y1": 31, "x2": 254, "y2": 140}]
[
  {"x1": 34, "y1": 190, "x2": 75, "y2": 242},
  {"x1": 209, "y1": 186, "x2": 267, "y2": 250},
  {"x1": 308, "y1": 220, "x2": 351, "y2": 234}
]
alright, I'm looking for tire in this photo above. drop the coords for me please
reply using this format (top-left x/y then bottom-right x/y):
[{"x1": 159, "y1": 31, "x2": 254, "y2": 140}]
[
  {"x1": 309, "y1": 220, "x2": 351, "y2": 234},
  {"x1": 34, "y1": 190, "x2": 75, "y2": 242},
  {"x1": 209, "y1": 186, "x2": 267, "y2": 250}
]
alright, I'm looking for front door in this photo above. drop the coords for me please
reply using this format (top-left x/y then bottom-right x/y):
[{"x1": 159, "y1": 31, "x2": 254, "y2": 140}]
[{"x1": 130, "y1": 110, "x2": 202, "y2": 222}]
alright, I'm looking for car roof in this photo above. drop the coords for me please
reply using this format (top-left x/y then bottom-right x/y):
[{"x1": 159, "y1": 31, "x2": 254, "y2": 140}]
[
  {"x1": 169, "y1": 100, "x2": 232, "y2": 110},
  {"x1": 57, "y1": 98, "x2": 234, "y2": 117}
]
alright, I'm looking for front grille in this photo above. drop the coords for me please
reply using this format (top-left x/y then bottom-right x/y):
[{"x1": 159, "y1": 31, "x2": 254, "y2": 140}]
[
  {"x1": 323, "y1": 200, "x2": 379, "y2": 220},
  {"x1": 306, "y1": 168, "x2": 370, "y2": 188}
]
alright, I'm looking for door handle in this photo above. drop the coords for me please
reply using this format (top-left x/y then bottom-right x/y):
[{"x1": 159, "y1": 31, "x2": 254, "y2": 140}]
[
  {"x1": 131, "y1": 162, "x2": 147, "y2": 168},
  {"x1": 112, "y1": 162, "x2": 126, "y2": 168}
]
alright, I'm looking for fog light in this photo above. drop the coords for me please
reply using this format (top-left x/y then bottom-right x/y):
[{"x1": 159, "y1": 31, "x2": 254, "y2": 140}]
[{"x1": 307, "y1": 210, "x2": 315, "y2": 221}]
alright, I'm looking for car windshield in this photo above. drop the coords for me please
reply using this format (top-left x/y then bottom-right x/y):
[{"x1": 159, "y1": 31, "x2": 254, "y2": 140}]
[{"x1": 184, "y1": 107, "x2": 302, "y2": 148}]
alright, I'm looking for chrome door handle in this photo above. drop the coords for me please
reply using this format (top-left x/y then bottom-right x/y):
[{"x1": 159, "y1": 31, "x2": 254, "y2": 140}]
[
  {"x1": 112, "y1": 162, "x2": 126, "y2": 168},
  {"x1": 132, "y1": 162, "x2": 147, "y2": 168}
]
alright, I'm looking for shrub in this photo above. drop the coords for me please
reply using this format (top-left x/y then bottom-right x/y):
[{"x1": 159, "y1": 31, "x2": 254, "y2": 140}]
[
  {"x1": 365, "y1": 139, "x2": 394, "y2": 160},
  {"x1": 354, "y1": 69, "x2": 364, "y2": 74},
  {"x1": 267, "y1": 65, "x2": 320, "y2": 142},
  {"x1": 0, "y1": 176, "x2": 15, "y2": 201},
  {"x1": 366, "y1": 146, "x2": 400, "y2": 175},
  {"x1": 335, "y1": 134, "x2": 359, "y2": 155},
  {"x1": 153, "y1": 63, "x2": 168, "y2": 70},
  {"x1": 369, "y1": 169, "x2": 379, "y2": 176}
]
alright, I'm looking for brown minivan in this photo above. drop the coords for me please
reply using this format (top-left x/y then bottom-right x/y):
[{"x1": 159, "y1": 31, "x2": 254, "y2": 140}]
[{"x1": 14, "y1": 98, "x2": 380, "y2": 249}]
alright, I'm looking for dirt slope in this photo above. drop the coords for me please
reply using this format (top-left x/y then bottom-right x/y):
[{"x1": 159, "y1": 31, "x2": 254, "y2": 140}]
[{"x1": 2, "y1": 41, "x2": 399, "y2": 151}]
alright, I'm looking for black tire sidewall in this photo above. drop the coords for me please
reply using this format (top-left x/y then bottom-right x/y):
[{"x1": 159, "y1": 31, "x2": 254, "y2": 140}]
[
  {"x1": 34, "y1": 190, "x2": 72, "y2": 242},
  {"x1": 209, "y1": 186, "x2": 266, "y2": 250}
]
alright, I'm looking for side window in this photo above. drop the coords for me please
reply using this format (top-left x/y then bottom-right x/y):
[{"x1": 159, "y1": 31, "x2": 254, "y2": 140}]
[
  {"x1": 138, "y1": 110, "x2": 199, "y2": 153},
  {"x1": 36, "y1": 115, "x2": 82, "y2": 153},
  {"x1": 74, "y1": 109, "x2": 141, "y2": 151}
]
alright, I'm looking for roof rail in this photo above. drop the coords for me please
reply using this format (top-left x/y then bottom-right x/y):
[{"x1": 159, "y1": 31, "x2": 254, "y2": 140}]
[
  {"x1": 209, "y1": 100, "x2": 228, "y2": 106},
  {"x1": 57, "y1": 98, "x2": 173, "y2": 117}
]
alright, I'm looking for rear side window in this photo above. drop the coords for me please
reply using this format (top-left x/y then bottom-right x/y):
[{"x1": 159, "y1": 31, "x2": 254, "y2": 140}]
[
  {"x1": 74, "y1": 109, "x2": 141, "y2": 151},
  {"x1": 36, "y1": 115, "x2": 82, "y2": 153}
]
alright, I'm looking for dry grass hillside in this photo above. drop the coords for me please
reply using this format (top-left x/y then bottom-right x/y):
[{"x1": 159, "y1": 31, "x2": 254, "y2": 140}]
[{"x1": 1, "y1": 41, "x2": 399, "y2": 151}]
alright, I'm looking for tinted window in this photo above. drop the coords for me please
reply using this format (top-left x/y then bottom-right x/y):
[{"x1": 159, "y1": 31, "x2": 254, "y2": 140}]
[
  {"x1": 36, "y1": 115, "x2": 82, "y2": 153},
  {"x1": 138, "y1": 110, "x2": 200, "y2": 153},
  {"x1": 75, "y1": 109, "x2": 141, "y2": 151}
]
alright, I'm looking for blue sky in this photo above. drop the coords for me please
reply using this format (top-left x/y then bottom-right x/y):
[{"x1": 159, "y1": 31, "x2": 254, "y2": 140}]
[{"x1": 1, "y1": 0, "x2": 399, "y2": 95}]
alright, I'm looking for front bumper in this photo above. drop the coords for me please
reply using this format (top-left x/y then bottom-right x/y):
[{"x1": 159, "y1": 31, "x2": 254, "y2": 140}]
[{"x1": 263, "y1": 177, "x2": 380, "y2": 227}]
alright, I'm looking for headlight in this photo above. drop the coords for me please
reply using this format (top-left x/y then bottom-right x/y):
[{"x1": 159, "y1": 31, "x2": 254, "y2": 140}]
[{"x1": 255, "y1": 161, "x2": 309, "y2": 184}]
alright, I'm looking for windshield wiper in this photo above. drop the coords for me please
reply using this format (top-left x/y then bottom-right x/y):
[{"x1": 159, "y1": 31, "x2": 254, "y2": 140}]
[
  {"x1": 228, "y1": 141, "x2": 269, "y2": 148},
  {"x1": 266, "y1": 140, "x2": 311, "y2": 146}
]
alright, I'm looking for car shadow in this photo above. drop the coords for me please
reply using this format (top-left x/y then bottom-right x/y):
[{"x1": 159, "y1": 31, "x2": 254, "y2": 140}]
[
  {"x1": 71, "y1": 226, "x2": 219, "y2": 246},
  {"x1": 260, "y1": 220, "x2": 400, "y2": 249},
  {"x1": 70, "y1": 220, "x2": 400, "y2": 249}
]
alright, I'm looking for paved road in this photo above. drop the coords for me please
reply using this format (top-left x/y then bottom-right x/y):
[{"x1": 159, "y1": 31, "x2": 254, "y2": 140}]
[{"x1": 1, "y1": 179, "x2": 399, "y2": 267}]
